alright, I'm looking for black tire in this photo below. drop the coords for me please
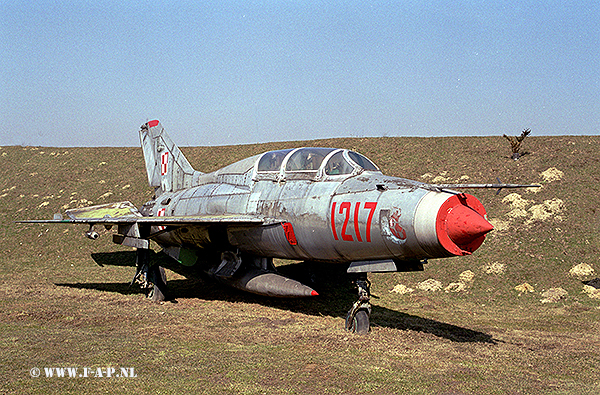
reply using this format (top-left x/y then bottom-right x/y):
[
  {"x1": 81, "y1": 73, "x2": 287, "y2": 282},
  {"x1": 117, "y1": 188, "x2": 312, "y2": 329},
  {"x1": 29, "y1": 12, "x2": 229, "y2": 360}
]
[
  {"x1": 345, "y1": 309, "x2": 370, "y2": 334},
  {"x1": 150, "y1": 266, "x2": 168, "y2": 302}
]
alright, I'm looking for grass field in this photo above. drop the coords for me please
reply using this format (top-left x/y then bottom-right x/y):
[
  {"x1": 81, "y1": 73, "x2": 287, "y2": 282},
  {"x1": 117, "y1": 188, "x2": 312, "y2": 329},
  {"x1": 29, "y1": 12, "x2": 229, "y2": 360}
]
[{"x1": 2, "y1": 134, "x2": 599, "y2": 394}]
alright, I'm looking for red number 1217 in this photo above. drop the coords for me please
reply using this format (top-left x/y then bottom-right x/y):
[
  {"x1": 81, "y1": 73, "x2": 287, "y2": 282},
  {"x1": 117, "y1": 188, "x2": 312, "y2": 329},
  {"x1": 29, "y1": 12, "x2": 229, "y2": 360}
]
[{"x1": 331, "y1": 201, "x2": 377, "y2": 242}]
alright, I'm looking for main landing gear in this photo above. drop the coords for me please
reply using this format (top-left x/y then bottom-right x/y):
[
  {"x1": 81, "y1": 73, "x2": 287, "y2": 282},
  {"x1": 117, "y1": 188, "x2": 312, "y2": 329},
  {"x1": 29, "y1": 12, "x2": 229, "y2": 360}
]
[
  {"x1": 130, "y1": 248, "x2": 168, "y2": 302},
  {"x1": 345, "y1": 274, "x2": 372, "y2": 334}
]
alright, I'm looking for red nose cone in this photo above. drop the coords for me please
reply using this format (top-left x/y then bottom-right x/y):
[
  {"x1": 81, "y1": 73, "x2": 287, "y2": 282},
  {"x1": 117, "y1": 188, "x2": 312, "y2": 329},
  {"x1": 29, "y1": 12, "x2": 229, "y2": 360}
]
[
  {"x1": 436, "y1": 193, "x2": 493, "y2": 256},
  {"x1": 445, "y1": 204, "x2": 494, "y2": 246}
]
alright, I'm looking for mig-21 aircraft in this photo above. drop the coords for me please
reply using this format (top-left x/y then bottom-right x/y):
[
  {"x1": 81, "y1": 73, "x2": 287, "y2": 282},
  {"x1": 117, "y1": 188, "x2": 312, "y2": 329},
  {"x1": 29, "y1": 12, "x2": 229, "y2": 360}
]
[{"x1": 19, "y1": 120, "x2": 538, "y2": 333}]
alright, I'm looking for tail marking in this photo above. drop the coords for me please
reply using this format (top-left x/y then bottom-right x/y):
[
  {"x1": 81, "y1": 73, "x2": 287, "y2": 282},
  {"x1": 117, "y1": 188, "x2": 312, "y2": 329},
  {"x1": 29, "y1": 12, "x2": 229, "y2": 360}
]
[{"x1": 139, "y1": 120, "x2": 203, "y2": 195}]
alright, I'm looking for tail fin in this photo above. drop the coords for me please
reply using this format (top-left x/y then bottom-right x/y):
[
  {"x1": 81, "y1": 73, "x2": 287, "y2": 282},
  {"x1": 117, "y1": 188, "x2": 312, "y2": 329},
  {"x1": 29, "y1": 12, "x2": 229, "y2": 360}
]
[{"x1": 139, "y1": 120, "x2": 203, "y2": 195}]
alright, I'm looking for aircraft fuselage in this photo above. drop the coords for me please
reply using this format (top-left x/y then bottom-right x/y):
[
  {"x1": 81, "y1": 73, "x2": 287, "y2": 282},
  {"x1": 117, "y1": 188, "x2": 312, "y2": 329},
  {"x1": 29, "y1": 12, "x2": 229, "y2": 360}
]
[{"x1": 146, "y1": 150, "x2": 491, "y2": 268}]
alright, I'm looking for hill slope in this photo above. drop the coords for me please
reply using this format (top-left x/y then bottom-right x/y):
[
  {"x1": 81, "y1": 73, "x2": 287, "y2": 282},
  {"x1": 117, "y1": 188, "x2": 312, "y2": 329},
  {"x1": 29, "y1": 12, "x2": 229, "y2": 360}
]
[{"x1": 2, "y1": 135, "x2": 599, "y2": 394}]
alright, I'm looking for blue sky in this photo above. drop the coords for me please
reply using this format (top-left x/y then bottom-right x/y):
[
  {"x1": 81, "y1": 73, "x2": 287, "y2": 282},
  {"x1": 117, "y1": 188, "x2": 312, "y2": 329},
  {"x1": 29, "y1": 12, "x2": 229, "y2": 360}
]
[{"x1": 1, "y1": 1, "x2": 598, "y2": 147}]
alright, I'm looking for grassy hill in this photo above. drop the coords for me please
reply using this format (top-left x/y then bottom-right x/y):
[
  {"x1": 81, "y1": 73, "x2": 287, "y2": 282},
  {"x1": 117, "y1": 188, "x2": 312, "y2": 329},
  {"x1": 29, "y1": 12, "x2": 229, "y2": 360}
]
[{"x1": 1, "y1": 134, "x2": 599, "y2": 394}]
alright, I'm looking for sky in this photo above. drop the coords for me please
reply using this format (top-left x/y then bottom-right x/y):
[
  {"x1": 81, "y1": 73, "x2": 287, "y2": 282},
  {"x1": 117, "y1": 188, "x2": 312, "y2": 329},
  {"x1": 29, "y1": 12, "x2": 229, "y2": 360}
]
[{"x1": 1, "y1": 0, "x2": 598, "y2": 147}]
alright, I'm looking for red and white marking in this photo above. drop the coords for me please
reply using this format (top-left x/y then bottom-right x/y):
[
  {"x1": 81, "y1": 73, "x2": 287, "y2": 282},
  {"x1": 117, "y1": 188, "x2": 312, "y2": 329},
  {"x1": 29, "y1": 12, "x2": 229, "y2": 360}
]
[
  {"x1": 161, "y1": 152, "x2": 169, "y2": 176},
  {"x1": 157, "y1": 208, "x2": 166, "y2": 231}
]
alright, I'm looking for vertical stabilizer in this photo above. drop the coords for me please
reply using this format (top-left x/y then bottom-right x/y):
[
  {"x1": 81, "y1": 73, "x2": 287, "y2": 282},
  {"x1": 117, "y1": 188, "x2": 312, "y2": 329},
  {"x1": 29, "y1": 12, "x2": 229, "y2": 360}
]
[{"x1": 139, "y1": 120, "x2": 203, "y2": 195}]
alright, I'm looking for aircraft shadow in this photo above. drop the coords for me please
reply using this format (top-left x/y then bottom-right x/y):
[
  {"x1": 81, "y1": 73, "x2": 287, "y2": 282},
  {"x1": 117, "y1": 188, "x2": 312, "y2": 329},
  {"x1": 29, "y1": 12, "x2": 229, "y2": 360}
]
[{"x1": 56, "y1": 251, "x2": 495, "y2": 344}]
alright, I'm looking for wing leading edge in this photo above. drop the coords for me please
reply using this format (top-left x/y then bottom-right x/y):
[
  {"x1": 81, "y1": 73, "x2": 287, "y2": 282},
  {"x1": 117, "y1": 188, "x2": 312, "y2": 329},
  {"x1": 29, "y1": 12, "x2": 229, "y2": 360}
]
[
  {"x1": 17, "y1": 201, "x2": 267, "y2": 250},
  {"x1": 17, "y1": 201, "x2": 266, "y2": 226}
]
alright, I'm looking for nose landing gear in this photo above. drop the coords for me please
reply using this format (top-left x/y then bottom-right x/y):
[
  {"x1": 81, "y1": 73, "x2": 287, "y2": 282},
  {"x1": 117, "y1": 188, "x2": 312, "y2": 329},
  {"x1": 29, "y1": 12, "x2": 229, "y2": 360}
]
[{"x1": 345, "y1": 274, "x2": 371, "y2": 334}]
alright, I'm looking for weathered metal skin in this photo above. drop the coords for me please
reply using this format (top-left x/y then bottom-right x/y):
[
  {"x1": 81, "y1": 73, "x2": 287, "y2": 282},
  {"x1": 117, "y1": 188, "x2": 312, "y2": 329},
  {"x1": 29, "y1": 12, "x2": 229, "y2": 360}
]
[{"x1": 143, "y1": 120, "x2": 491, "y2": 266}]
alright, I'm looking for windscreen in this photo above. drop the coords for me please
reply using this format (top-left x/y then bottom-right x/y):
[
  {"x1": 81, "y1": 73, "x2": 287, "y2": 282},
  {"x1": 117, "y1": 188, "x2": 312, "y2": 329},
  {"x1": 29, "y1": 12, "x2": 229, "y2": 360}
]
[
  {"x1": 348, "y1": 151, "x2": 379, "y2": 171},
  {"x1": 324, "y1": 151, "x2": 354, "y2": 175}
]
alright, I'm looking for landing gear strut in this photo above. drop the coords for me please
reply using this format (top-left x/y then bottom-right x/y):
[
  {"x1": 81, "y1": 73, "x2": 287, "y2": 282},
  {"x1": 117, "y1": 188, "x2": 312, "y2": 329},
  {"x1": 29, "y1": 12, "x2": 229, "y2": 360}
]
[
  {"x1": 130, "y1": 248, "x2": 168, "y2": 302},
  {"x1": 345, "y1": 274, "x2": 371, "y2": 334}
]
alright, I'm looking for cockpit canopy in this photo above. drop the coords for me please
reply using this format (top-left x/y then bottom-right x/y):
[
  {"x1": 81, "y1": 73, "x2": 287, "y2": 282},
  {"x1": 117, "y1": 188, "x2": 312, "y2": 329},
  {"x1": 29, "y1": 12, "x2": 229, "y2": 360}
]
[{"x1": 256, "y1": 147, "x2": 379, "y2": 179}]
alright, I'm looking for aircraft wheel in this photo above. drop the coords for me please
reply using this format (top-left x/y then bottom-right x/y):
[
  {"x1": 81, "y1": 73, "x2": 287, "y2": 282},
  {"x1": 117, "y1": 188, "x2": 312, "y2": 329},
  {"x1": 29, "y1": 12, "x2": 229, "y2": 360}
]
[
  {"x1": 149, "y1": 266, "x2": 168, "y2": 302},
  {"x1": 345, "y1": 308, "x2": 370, "y2": 334}
]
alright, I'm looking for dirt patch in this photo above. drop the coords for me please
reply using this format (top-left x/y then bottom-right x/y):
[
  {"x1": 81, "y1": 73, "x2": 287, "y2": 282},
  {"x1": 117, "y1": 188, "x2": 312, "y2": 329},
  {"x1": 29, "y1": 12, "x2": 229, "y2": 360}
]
[
  {"x1": 459, "y1": 270, "x2": 475, "y2": 283},
  {"x1": 501, "y1": 193, "x2": 565, "y2": 228},
  {"x1": 540, "y1": 167, "x2": 564, "y2": 182},
  {"x1": 527, "y1": 198, "x2": 565, "y2": 224},
  {"x1": 569, "y1": 263, "x2": 595, "y2": 278},
  {"x1": 389, "y1": 284, "x2": 414, "y2": 294},
  {"x1": 483, "y1": 262, "x2": 506, "y2": 275},
  {"x1": 417, "y1": 279, "x2": 443, "y2": 292},
  {"x1": 583, "y1": 285, "x2": 600, "y2": 299},
  {"x1": 515, "y1": 283, "x2": 535, "y2": 294},
  {"x1": 540, "y1": 288, "x2": 568, "y2": 304},
  {"x1": 502, "y1": 193, "x2": 533, "y2": 210}
]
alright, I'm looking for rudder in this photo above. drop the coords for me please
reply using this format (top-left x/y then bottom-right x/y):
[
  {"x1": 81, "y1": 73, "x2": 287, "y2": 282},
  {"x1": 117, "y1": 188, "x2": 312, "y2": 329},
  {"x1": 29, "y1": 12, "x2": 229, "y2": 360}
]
[{"x1": 139, "y1": 120, "x2": 202, "y2": 195}]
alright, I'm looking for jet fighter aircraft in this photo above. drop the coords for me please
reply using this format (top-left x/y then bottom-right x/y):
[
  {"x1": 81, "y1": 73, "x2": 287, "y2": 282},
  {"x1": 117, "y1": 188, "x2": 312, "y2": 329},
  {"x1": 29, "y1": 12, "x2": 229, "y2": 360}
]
[{"x1": 20, "y1": 121, "x2": 538, "y2": 333}]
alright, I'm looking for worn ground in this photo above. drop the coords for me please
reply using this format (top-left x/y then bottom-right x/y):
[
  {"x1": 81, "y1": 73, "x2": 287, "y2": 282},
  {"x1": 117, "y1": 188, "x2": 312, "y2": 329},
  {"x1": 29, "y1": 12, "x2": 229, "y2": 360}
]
[{"x1": 1, "y1": 134, "x2": 599, "y2": 394}]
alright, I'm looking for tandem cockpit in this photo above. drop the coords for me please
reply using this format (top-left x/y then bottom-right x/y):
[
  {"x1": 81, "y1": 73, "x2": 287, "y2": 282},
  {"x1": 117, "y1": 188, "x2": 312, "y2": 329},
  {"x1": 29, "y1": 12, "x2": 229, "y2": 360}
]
[{"x1": 254, "y1": 148, "x2": 380, "y2": 181}]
